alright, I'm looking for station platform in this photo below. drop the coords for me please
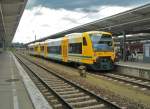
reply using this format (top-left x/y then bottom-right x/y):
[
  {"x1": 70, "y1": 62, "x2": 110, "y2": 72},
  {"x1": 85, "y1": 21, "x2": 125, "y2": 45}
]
[
  {"x1": 115, "y1": 61, "x2": 150, "y2": 79},
  {"x1": 115, "y1": 61, "x2": 150, "y2": 70},
  {"x1": 0, "y1": 51, "x2": 52, "y2": 109}
]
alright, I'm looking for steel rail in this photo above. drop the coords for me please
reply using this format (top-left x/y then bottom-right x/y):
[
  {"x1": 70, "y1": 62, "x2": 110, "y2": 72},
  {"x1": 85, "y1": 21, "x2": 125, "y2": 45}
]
[
  {"x1": 15, "y1": 53, "x2": 122, "y2": 109},
  {"x1": 101, "y1": 73, "x2": 150, "y2": 90},
  {"x1": 15, "y1": 54, "x2": 73, "y2": 109}
]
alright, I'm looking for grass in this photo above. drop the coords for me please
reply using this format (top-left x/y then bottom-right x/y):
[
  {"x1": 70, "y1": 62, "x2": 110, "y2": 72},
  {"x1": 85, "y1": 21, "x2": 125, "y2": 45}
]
[{"x1": 85, "y1": 75, "x2": 150, "y2": 106}]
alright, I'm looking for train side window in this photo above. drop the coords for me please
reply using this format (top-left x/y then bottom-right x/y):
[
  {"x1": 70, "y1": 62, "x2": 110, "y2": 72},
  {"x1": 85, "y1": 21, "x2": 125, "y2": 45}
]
[
  {"x1": 69, "y1": 43, "x2": 82, "y2": 54},
  {"x1": 35, "y1": 46, "x2": 38, "y2": 51},
  {"x1": 47, "y1": 46, "x2": 61, "y2": 54},
  {"x1": 41, "y1": 46, "x2": 44, "y2": 52},
  {"x1": 83, "y1": 37, "x2": 87, "y2": 46}
]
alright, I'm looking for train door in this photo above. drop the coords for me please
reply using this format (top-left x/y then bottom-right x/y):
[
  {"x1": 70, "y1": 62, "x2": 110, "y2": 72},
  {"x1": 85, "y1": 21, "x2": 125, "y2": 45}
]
[
  {"x1": 81, "y1": 33, "x2": 93, "y2": 64},
  {"x1": 37, "y1": 44, "x2": 41, "y2": 55},
  {"x1": 44, "y1": 43, "x2": 48, "y2": 57},
  {"x1": 62, "y1": 37, "x2": 68, "y2": 62}
]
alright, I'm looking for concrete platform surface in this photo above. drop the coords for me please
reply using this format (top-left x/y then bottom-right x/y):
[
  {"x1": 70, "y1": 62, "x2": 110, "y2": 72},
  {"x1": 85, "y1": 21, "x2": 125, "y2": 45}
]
[
  {"x1": 115, "y1": 61, "x2": 150, "y2": 70},
  {"x1": 0, "y1": 51, "x2": 53, "y2": 109}
]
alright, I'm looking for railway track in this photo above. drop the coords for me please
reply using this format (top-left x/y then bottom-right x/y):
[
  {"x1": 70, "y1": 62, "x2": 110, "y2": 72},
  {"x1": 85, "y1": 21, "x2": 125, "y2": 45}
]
[
  {"x1": 23, "y1": 52, "x2": 150, "y2": 89},
  {"x1": 99, "y1": 73, "x2": 150, "y2": 91},
  {"x1": 15, "y1": 53, "x2": 123, "y2": 109}
]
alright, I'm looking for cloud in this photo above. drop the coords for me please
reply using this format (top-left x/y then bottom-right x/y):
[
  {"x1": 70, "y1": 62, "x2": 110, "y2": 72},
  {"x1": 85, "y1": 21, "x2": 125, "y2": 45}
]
[{"x1": 13, "y1": 5, "x2": 132, "y2": 43}]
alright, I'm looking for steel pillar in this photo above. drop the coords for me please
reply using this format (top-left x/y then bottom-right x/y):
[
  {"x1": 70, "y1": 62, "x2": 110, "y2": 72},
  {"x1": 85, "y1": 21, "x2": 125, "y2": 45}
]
[
  {"x1": 123, "y1": 31, "x2": 126, "y2": 61},
  {"x1": 3, "y1": 40, "x2": 4, "y2": 49}
]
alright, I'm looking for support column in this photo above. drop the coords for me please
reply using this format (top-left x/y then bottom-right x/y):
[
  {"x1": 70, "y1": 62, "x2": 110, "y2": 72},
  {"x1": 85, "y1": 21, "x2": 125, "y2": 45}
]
[
  {"x1": 123, "y1": 31, "x2": 126, "y2": 61},
  {"x1": 2, "y1": 40, "x2": 5, "y2": 51},
  {"x1": 120, "y1": 38, "x2": 123, "y2": 60}
]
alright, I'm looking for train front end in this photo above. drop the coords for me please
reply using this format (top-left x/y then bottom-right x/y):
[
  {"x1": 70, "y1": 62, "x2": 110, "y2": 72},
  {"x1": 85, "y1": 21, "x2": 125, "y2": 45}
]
[{"x1": 89, "y1": 32, "x2": 115, "y2": 70}]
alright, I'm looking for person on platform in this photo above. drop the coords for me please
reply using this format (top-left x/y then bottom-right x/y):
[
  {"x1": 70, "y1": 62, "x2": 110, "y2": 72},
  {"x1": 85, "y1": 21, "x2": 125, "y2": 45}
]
[
  {"x1": 126, "y1": 48, "x2": 131, "y2": 61},
  {"x1": 132, "y1": 51, "x2": 137, "y2": 62}
]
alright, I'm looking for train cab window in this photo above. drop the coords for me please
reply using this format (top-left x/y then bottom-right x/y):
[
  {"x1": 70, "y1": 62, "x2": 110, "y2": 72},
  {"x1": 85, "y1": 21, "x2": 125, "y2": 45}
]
[
  {"x1": 83, "y1": 37, "x2": 87, "y2": 46},
  {"x1": 69, "y1": 43, "x2": 82, "y2": 54}
]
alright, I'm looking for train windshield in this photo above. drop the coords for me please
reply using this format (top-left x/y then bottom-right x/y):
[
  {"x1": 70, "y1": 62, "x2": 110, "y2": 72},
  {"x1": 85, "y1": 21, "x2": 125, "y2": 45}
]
[{"x1": 89, "y1": 33, "x2": 113, "y2": 51}]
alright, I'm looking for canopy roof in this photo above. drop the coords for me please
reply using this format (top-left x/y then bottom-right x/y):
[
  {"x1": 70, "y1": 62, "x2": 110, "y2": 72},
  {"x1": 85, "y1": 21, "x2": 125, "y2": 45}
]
[
  {"x1": 27, "y1": 3, "x2": 150, "y2": 44},
  {"x1": 0, "y1": 0, "x2": 27, "y2": 46}
]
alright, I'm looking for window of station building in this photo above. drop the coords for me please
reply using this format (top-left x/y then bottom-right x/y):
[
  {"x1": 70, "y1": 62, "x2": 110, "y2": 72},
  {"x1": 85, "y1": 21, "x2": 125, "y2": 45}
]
[
  {"x1": 83, "y1": 37, "x2": 87, "y2": 46},
  {"x1": 47, "y1": 46, "x2": 61, "y2": 54},
  {"x1": 69, "y1": 43, "x2": 82, "y2": 54}
]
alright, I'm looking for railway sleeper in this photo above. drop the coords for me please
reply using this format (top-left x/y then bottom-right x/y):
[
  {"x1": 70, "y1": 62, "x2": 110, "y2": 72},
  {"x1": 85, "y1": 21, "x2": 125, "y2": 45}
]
[
  {"x1": 43, "y1": 92, "x2": 52, "y2": 96},
  {"x1": 46, "y1": 82, "x2": 65, "y2": 85},
  {"x1": 48, "y1": 99, "x2": 60, "y2": 104},
  {"x1": 65, "y1": 96, "x2": 90, "y2": 102},
  {"x1": 125, "y1": 78, "x2": 135, "y2": 81},
  {"x1": 44, "y1": 77, "x2": 61, "y2": 80},
  {"x1": 32, "y1": 79, "x2": 40, "y2": 83},
  {"x1": 49, "y1": 99, "x2": 58, "y2": 103},
  {"x1": 75, "y1": 103, "x2": 105, "y2": 109},
  {"x1": 54, "y1": 87, "x2": 76, "y2": 92},
  {"x1": 41, "y1": 89, "x2": 49, "y2": 93},
  {"x1": 70, "y1": 99, "x2": 98, "y2": 107},
  {"x1": 46, "y1": 95, "x2": 55, "y2": 99},
  {"x1": 142, "y1": 81, "x2": 149, "y2": 84},
  {"x1": 44, "y1": 79, "x2": 62, "y2": 82},
  {"x1": 38, "y1": 86, "x2": 47, "y2": 90},
  {"x1": 133, "y1": 80, "x2": 142, "y2": 82},
  {"x1": 45, "y1": 77, "x2": 59, "y2": 80},
  {"x1": 47, "y1": 82, "x2": 68, "y2": 86},
  {"x1": 35, "y1": 83, "x2": 43, "y2": 86},
  {"x1": 60, "y1": 92, "x2": 84, "y2": 98},
  {"x1": 53, "y1": 103, "x2": 63, "y2": 109},
  {"x1": 50, "y1": 85, "x2": 71, "y2": 89},
  {"x1": 57, "y1": 90, "x2": 79, "y2": 95},
  {"x1": 46, "y1": 80, "x2": 63, "y2": 83},
  {"x1": 51, "y1": 85, "x2": 72, "y2": 89}
]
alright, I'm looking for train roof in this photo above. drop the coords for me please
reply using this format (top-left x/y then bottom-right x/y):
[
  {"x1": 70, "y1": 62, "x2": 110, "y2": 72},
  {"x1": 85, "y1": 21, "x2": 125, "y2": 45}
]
[
  {"x1": 28, "y1": 43, "x2": 36, "y2": 47},
  {"x1": 39, "y1": 41, "x2": 46, "y2": 44},
  {"x1": 46, "y1": 37, "x2": 63, "y2": 43},
  {"x1": 65, "y1": 33, "x2": 82, "y2": 39},
  {"x1": 85, "y1": 31, "x2": 112, "y2": 35}
]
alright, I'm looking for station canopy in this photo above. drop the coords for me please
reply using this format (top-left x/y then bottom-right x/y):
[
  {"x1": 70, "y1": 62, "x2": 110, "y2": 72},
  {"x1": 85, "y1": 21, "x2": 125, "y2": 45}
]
[
  {"x1": 28, "y1": 3, "x2": 150, "y2": 44},
  {"x1": 0, "y1": 0, "x2": 27, "y2": 46},
  {"x1": 114, "y1": 33, "x2": 150, "y2": 42}
]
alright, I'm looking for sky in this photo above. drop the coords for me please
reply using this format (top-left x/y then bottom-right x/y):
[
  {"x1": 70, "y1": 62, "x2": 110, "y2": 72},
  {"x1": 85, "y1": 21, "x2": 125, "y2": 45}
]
[{"x1": 12, "y1": 0, "x2": 150, "y2": 43}]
